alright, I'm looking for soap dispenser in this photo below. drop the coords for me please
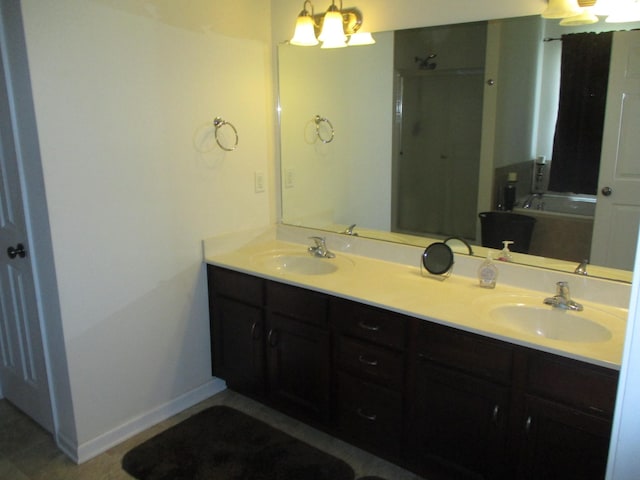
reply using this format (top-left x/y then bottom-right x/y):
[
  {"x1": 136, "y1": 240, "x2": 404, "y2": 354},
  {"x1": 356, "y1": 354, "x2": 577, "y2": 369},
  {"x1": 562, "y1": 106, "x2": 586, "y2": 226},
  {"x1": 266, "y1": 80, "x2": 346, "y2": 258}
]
[
  {"x1": 478, "y1": 252, "x2": 498, "y2": 288},
  {"x1": 498, "y1": 241, "x2": 513, "y2": 262}
]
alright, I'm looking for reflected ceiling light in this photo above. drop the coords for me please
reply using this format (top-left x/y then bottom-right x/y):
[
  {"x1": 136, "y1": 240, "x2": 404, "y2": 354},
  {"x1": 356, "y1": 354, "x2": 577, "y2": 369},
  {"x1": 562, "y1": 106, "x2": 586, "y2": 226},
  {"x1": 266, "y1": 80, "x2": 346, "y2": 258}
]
[
  {"x1": 289, "y1": 0, "x2": 374, "y2": 48},
  {"x1": 560, "y1": 7, "x2": 599, "y2": 25},
  {"x1": 591, "y1": 0, "x2": 615, "y2": 15},
  {"x1": 541, "y1": 0, "x2": 640, "y2": 25},
  {"x1": 605, "y1": 0, "x2": 640, "y2": 22},
  {"x1": 542, "y1": 0, "x2": 583, "y2": 18},
  {"x1": 348, "y1": 31, "x2": 376, "y2": 46}
]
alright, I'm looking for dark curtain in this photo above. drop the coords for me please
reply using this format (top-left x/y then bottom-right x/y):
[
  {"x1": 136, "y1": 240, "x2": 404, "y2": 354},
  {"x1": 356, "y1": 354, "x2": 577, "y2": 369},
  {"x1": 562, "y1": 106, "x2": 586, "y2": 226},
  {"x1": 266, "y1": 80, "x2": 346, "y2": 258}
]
[{"x1": 548, "y1": 31, "x2": 613, "y2": 195}]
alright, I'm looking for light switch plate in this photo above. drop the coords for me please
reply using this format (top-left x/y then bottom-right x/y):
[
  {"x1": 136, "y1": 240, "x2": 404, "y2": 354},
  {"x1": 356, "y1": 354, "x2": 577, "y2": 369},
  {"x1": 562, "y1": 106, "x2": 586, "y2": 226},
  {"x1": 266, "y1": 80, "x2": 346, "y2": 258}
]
[{"x1": 254, "y1": 171, "x2": 265, "y2": 193}]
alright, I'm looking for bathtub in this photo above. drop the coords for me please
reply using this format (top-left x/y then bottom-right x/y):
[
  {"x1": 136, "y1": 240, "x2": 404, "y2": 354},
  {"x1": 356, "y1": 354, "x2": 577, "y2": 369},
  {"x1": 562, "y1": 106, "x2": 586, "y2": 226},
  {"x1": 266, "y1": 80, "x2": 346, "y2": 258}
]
[{"x1": 515, "y1": 193, "x2": 596, "y2": 218}]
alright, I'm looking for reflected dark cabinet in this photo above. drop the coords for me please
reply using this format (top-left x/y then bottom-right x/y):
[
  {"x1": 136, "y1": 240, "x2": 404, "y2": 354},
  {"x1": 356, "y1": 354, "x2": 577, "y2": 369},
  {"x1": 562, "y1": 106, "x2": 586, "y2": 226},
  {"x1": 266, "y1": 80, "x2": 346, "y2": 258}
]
[{"x1": 207, "y1": 265, "x2": 618, "y2": 480}]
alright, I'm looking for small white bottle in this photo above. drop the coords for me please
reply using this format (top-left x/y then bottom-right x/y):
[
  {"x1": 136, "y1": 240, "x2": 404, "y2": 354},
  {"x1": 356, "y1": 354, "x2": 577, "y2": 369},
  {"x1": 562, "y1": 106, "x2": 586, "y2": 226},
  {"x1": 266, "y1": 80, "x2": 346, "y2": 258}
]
[
  {"x1": 478, "y1": 253, "x2": 498, "y2": 288},
  {"x1": 498, "y1": 241, "x2": 514, "y2": 262}
]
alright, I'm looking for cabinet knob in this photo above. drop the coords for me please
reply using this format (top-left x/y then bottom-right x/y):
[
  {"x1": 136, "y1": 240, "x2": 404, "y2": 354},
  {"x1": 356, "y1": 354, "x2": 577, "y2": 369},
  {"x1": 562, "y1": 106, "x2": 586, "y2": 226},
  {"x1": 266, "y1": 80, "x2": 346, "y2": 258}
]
[
  {"x1": 525, "y1": 416, "x2": 532, "y2": 434},
  {"x1": 7, "y1": 243, "x2": 27, "y2": 259},
  {"x1": 251, "y1": 321, "x2": 261, "y2": 340}
]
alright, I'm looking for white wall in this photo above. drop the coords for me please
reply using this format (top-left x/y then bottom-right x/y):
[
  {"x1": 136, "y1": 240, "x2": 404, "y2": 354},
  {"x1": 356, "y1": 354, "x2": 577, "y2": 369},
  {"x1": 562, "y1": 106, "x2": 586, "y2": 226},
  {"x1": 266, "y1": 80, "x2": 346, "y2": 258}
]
[{"x1": 20, "y1": 0, "x2": 274, "y2": 461}]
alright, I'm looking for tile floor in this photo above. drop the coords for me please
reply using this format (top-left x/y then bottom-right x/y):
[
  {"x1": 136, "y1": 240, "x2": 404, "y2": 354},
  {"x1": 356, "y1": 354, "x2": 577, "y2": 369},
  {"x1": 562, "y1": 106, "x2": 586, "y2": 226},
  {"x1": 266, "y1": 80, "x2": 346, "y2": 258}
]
[{"x1": 0, "y1": 389, "x2": 424, "y2": 480}]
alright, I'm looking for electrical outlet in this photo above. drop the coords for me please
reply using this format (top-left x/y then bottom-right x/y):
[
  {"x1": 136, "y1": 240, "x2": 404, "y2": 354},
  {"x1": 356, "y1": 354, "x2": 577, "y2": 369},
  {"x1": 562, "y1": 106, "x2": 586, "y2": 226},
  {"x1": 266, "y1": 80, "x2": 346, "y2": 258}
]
[
  {"x1": 285, "y1": 168, "x2": 295, "y2": 188},
  {"x1": 254, "y1": 171, "x2": 265, "y2": 193}
]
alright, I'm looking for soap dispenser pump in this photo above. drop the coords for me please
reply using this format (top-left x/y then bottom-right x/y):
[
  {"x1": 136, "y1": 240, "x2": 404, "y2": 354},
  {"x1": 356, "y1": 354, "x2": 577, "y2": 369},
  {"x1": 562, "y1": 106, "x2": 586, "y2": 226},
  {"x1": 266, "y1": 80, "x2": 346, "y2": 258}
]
[
  {"x1": 498, "y1": 241, "x2": 513, "y2": 262},
  {"x1": 478, "y1": 252, "x2": 498, "y2": 288}
]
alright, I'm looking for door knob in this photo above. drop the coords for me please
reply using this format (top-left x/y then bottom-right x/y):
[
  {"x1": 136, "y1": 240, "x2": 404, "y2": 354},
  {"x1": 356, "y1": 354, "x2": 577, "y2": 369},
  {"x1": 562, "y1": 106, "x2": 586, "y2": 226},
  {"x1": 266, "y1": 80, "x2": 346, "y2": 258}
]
[
  {"x1": 601, "y1": 186, "x2": 613, "y2": 196},
  {"x1": 7, "y1": 243, "x2": 27, "y2": 259}
]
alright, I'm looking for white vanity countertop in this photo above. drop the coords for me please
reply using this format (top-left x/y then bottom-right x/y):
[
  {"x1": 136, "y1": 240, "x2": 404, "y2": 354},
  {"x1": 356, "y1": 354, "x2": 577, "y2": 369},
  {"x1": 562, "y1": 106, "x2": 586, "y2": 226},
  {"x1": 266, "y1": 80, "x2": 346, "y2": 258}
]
[{"x1": 203, "y1": 226, "x2": 630, "y2": 370}]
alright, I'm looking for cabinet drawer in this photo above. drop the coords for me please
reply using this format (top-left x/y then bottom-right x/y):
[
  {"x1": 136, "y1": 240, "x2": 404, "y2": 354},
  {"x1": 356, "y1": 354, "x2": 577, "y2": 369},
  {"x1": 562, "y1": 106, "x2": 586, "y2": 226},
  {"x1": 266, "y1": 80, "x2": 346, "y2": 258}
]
[
  {"x1": 527, "y1": 353, "x2": 618, "y2": 417},
  {"x1": 335, "y1": 336, "x2": 405, "y2": 390},
  {"x1": 266, "y1": 281, "x2": 328, "y2": 326},
  {"x1": 414, "y1": 320, "x2": 513, "y2": 384},
  {"x1": 335, "y1": 371, "x2": 403, "y2": 454},
  {"x1": 330, "y1": 298, "x2": 407, "y2": 349},
  {"x1": 209, "y1": 266, "x2": 264, "y2": 306}
]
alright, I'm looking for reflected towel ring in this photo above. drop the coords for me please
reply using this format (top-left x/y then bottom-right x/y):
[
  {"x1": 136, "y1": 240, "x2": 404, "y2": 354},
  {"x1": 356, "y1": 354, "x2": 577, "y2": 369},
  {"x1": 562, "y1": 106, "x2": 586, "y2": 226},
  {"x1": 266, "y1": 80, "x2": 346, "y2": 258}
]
[
  {"x1": 314, "y1": 115, "x2": 334, "y2": 144},
  {"x1": 213, "y1": 117, "x2": 239, "y2": 151}
]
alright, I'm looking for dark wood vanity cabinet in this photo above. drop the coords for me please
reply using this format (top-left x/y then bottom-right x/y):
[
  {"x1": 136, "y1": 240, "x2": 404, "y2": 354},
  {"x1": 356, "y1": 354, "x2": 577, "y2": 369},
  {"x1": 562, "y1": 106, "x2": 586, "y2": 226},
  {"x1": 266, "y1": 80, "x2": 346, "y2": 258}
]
[
  {"x1": 207, "y1": 266, "x2": 619, "y2": 480},
  {"x1": 208, "y1": 266, "x2": 331, "y2": 424},
  {"x1": 208, "y1": 266, "x2": 265, "y2": 397},
  {"x1": 407, "y1": 321, "x2": 513, "y2": 479},
  {"x1": 330, "y1": 298, "x2": 408, "y2": 457},
  {"x1": 515, "y1": 353, "x2": 618, "y2": 480},
  {"x1": 265, "y1": 281, "x2": 331, "y2": 423}
]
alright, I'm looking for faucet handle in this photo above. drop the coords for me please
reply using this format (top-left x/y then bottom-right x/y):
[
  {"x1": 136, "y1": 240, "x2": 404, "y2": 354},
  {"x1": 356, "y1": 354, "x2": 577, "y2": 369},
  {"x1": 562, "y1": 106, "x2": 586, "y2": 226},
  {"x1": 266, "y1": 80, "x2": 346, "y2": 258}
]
[
  {"x1": 309, "y1": 236, "x2": 326, "y2": 247},
  {"x1": 556, "y1": 281, "x2": 571, "y2": 299}
]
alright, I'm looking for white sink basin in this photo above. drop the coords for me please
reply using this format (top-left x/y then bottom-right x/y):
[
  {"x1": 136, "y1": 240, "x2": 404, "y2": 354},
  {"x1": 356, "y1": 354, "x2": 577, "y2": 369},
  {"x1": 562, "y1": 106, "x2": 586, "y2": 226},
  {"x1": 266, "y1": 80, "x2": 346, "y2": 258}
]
[
  {"x1": 489, "y1": 304, "x2": 612, "y2": 343},
  {"x1": 474, "y1": 295, "x2": 618, "y2": 343},
  {"x1": 252, "y1": 250, "x2": 353, "y2": 276}
]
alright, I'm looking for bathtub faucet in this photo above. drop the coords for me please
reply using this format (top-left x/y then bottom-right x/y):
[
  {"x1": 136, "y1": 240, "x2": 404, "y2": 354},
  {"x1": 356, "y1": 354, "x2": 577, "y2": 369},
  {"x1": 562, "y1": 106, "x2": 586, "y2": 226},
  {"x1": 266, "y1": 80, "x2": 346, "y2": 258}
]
[{"x1": 522, "y1": 193, "x2": 544, "y2": 210}]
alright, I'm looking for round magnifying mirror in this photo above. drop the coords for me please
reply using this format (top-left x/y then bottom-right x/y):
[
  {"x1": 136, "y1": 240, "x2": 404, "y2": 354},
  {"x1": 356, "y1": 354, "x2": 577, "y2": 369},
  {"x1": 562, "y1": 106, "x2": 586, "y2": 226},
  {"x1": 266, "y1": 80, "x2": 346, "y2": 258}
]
[{"x1": 421, "y1": 242, "x2": 454, "y2": 275}]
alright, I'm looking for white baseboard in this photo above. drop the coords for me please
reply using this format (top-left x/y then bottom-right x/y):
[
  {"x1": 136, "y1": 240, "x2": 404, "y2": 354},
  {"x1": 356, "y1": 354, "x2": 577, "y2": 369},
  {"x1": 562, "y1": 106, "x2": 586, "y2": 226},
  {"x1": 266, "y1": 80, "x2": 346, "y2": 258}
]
[{"x1": 63, "y1": 378, "x2": 226, "y2": 464}]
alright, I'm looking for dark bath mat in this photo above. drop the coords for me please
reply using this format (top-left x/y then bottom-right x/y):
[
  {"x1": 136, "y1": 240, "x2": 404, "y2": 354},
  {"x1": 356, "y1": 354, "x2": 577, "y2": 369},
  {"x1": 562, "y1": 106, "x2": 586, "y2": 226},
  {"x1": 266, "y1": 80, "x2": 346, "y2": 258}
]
[{"x1": 121, "y1": 405, "x2": 355, "y2": 480}]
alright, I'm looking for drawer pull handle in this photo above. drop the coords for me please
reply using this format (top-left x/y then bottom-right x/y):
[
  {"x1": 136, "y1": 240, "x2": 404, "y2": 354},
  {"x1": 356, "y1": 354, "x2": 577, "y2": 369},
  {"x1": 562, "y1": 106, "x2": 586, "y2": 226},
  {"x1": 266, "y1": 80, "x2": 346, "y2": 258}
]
[
  {"x1": 525, "y1": 416, "x2": 532, "y2": 434},
  {"x1": 358, "y1": 321, "x2": 380, "y2": 332},
  {"x1": 356, "y1": 408, "x2": 377, "y2": 422},
  {"x1": 358, "y1": 355, "x2": 379, "y2": 367}
]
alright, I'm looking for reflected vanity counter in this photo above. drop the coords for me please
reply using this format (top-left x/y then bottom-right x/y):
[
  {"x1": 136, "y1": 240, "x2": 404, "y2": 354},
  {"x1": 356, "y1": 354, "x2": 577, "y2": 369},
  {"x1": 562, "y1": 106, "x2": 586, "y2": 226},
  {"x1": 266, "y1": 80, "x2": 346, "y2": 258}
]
[{"x1": 203, "y1": 224, "x2": 630, "y2": 369}]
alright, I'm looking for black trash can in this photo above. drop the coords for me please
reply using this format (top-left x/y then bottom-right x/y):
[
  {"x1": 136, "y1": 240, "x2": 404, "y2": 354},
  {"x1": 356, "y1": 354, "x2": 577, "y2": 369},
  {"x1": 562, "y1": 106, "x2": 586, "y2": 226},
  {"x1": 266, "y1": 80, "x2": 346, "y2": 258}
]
[{"x1": 478, "y1": 211, "x2": 536, "y2": 253}]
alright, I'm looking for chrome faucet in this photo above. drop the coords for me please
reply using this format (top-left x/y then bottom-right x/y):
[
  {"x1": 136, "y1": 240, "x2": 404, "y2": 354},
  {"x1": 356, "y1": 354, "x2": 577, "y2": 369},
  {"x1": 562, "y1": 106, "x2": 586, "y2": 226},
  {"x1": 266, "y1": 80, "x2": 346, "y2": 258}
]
[
  {"x1": 308, "y1": 236, "x2": 335, "y2": 258},
  {"x1": 574, "y1": 259, "x2": 589, "y2": 275},
  {"x1": 544, "y1": 281, "x2": 583, "y2": 311},
  {"x1": 342, "y1": 224, "x2": 358, "y2": 236}
]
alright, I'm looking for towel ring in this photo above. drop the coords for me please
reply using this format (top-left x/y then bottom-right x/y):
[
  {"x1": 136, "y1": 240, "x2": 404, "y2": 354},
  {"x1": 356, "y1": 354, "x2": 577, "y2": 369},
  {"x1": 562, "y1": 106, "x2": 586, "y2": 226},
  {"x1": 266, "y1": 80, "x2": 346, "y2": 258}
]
[
  {"x1": 314, "y1": 115, "x2": 334, "y2": 144},
  {"x1": 213, "y1": 117, "x2": 239, "y2": 151}
]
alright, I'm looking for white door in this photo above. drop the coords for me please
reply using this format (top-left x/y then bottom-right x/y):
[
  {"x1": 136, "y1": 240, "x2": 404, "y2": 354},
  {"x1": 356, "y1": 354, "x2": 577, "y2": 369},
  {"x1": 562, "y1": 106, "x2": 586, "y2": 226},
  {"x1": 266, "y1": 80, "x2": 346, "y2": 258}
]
[
  {"x1": 0, "y1": 4, "x2": 53, "y2": 431},
  {"x1": 591, "y1": 31, "x2": 640, "y2": 270}
]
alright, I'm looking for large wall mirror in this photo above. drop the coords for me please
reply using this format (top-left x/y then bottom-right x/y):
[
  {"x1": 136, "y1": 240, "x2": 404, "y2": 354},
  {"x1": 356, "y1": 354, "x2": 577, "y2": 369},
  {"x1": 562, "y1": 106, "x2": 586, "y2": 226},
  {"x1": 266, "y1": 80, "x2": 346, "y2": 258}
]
[{"x1": 278, "y1": 14, "x2": 640, "y2": 283}]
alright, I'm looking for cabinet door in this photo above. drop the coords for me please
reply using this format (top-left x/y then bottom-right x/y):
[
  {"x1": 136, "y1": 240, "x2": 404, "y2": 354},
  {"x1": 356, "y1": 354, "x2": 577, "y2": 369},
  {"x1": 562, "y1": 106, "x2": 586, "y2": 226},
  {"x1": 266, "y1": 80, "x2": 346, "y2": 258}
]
[
  {"x1": 518, "y1": 395, "x2": 612, "y2": 480},
  {"x1": 266, "y1": 312, "x2": 330, "y2": 423},
  {"x1": 408, "y1": 362, "x2": 510, "y2": 479},
  {"x1": 211, "y1": 296, "x2": 265, "y2": 396}
]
